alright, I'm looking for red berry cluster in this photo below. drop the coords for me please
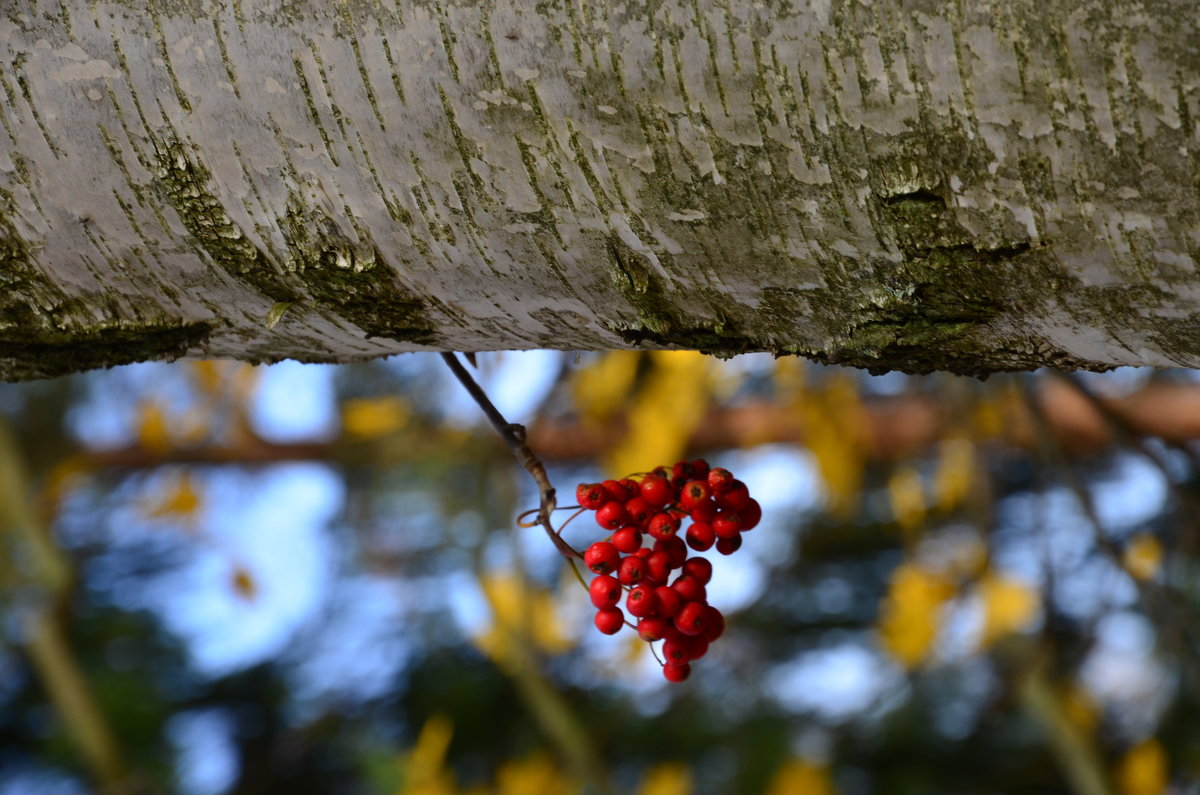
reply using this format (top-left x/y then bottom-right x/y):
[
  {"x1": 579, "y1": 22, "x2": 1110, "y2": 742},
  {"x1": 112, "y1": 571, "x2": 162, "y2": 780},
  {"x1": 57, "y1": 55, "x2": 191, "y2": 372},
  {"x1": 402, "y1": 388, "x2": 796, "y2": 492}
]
[{"x1": 574, "y1": 459, "x2": 761, "y2": 683}]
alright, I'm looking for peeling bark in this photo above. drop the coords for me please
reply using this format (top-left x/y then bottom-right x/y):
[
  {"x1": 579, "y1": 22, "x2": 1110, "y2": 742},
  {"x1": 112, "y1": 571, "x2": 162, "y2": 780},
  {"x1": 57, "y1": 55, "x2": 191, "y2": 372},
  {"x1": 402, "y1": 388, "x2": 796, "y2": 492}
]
[{"x1": 2, "y1": 1, "x2": 1200, "y2": 379}]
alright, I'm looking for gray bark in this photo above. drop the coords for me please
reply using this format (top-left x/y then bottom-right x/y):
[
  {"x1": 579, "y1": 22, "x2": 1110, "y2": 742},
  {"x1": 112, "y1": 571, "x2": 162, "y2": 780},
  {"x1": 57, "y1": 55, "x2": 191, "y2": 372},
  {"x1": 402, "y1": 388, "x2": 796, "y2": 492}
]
[{"x1": 1, "y1": 0, "x2": 1198, "y2": 379}]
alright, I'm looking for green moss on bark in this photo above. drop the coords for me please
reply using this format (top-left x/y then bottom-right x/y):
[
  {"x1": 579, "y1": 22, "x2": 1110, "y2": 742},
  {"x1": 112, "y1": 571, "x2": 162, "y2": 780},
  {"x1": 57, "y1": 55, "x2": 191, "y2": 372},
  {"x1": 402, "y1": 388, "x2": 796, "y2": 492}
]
[
  {"x1": 278, "y1": 195, "x2": 438, "y2": 344},
  {"x1": 0, "y1": 190, "x2": 212, "y2": 381},
  {"x1": 151, "y1": 139, "x2": 438, "y2": 345}
]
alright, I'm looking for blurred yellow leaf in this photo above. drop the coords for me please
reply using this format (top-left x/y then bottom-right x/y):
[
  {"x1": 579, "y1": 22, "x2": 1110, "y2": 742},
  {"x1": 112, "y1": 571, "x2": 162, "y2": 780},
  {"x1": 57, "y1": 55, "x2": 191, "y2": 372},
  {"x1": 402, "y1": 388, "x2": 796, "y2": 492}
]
[
  {"x1": 230, "y1": 564, "x2": 257, "y2": 601},
  {"x1": 606, "y1": 351, "x2": 711, "y2": 477},
  {"x1": 343, "y1": 397, "x2": 412, "y2": 439},
  {"x1": 932, "y1": 438, "x2": 974, "y2": 512},
  {"x1": 229, "y1": 362, "x2": 260, "y2": 402},
  {"x1": 887, "y1": 465, "x2": 925, "y2": 535},
  {"x1": 397, "y1": 714, "x2": 457, "y2": 795},
  {"x1": 475, "y1": 573, "x2": 573, "y2": 670},
  {"x1": 143, "y1": 472, "x2": 203, "y2": 522},
  {"x1": 971, "y1": 393, "x2": 1008, "y2": 440},
  {"x1": 1062, "y1": 684, "x2": 1099, "y2": 735},
  {"x1": 979, "y1": 573, "x2": 1039, "y2": 647},
  {"x1": 572, "y1": 351, "x2": 641, "y2": 426},
  {"x1": 189, "y1": 361, "x2": 224, "y2": 396},
  {"x1": 799, "y1": 373, "x2": 865, "y2": 517},
  {"x1": 494, "y1": 753, "x2": 571, "y2": 795},
  {"x1": 42, "y1": 456, "x2": 89, "y2": 509},
  {"x1": 1124, "y1": 534, "x2": 1163, "y2": 581},
  {"x1": 878, "y1": 563, "x2": 954, "y2": 667},
  {"x1": 1116, "y1": 739, "x2": 1168, "y2": 795},
  {"x1": 773, "y1": 357, "x2": 806, "y2": 395},
  {"x1": 766, "y1": 758, "x2": 834, "y2": 795},
  {"x1": 638, "y1": 762, "x2": 693, "y2": 795},
  {"x1": 136, "y1": 402, "x2": 172, "y2": 454}
]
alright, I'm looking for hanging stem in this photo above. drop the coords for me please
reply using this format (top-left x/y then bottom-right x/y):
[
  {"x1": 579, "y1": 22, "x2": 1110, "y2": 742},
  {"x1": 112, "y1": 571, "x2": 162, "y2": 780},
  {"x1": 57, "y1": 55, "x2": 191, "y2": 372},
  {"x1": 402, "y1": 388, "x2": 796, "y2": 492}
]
[{"x1": 440, "y1": 352, "x2": 581, "y2": 560}]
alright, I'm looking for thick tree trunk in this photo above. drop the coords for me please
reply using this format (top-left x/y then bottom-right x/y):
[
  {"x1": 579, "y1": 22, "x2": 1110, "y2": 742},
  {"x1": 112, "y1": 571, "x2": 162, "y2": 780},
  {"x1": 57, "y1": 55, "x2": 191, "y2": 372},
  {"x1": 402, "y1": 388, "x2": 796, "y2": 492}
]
[{"x1": 2, "y1": 1, "x2": 1199, "y2": 379}]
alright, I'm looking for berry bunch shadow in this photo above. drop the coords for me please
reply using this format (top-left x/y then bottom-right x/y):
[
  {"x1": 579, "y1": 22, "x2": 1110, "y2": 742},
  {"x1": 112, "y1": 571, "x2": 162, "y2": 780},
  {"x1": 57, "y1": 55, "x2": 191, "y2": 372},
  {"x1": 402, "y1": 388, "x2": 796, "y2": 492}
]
[{"x1": 571, "y1": 459, "x2": 761, "y2": 683}]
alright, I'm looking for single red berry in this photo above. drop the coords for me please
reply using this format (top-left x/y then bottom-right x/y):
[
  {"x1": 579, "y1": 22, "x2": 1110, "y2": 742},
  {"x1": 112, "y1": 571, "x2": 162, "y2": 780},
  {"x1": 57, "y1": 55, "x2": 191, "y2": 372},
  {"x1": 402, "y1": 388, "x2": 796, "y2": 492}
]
[
  {"x1": 682, "y1": 557, "x2": 713, "y2": 584},
  {"x1": 674, "y1": 601, "x2": 708, "y2": 636},
  {"x1": 626, "y1": 585, "x2": 658, "y2": 618},
  {"x1": 620, "y1": 477, "x2": 641, "y2": 497},
  {"x1": 589, "y1": 574, "x2": 622, "y2": 608},
  {"x1": 654, "y1": 585, "x2": 682, "y2": 619},
  {"x1": 715, "y1": 480, "x2": 752, "y2": 512},
  {"x1": 640, "y1": 475, "x2": 673, "y2": 508},
  {"x1": 712, "y1": 511, "x2": 742, "y2": 539},
  {"x1": 623, "y1": 496, "x2": 653, "y2": 527},
  {"x1": 637, "y1": 617, "x2": 669, "y2": 642},
  {"x1": 584, "y1": 541, "x2": 620, "y2": 575},
  {"x1": 689, "y1": 459, "x2": 710, "y2": 479},
  {"x1": 646, "y1": 551, "x2": 672, "y2": 583},
  {"x1": 576, "y1": 483, "x2": 606, "y2": 510},
  {"x1": 618, "y1": 554, "x2": 648, "y2": 586},
  {"x1": 612, "y1": 527, "x2": 643, "y2": 554},
  {"x1": 683, "y1": 634, "x2": 710, "y2": 660},
  {"x1": 662, "y1": 658, "x2": 691, "y2": 686},
  {"x1": 702, "y1": 606, "x2": 725, "y2": 642},
  {"x1": 671, "y1": 460, "x2": 697, "y2": 488},
  {"x1": 596, "y1": 501, "x2": 630, "y2": 530},
  {"x1": 654, "y1": 536, "x2": 688, "y2": 569},
  {"x1": 740, "y1": 498, "x2": 762, "y2": 531},
  {"x1": 662, "y1": 638, "x2": 691, "y2": 664},
  {"x1": 690, "y1": 501, "x2": 718, "y2": 524},
  {"x1": 685, "y1": 522, "x2": 715, "y2": 551},
  {"x1": 662, "y1": 662, "x2": 691, "y2": 683},
  {"x1": 707, "y1": 467, "x2": 735, "y2": 493},
  {"x1": 671, "y1": 575, "x2": 707, "y2": 603},
  {"x1": 715, "y1": 535, "x2": 742, "y2": 555},
  {"x1": 601, "y1": 479, "x2": 629, "y2": 501},
  {"x1": 594, "y1": 607, "x2": 624, "y2": 635},
  {"x1": 647, "y1": 512, "x2": 680, "y2": 541},
  {"x1": 679, "y1": 480, "x2": 712, "y2": 511}
]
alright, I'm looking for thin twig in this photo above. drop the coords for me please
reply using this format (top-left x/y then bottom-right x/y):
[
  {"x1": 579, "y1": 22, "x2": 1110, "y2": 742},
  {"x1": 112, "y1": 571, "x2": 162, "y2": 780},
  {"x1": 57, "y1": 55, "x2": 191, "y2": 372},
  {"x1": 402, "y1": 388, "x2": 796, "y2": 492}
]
[
  {"x1": 1018, "y1": 375, "x2": 1200, "y2": 678},
  {"x1": 1050, "y1": 371, "x2": 1200, "y2": 512},
  {"x1": 440, "y1": 352, "x2": 580, "y2": 559},
  {"x1": 0, "y1": 421, "x2": 130, "y2": 793},
  {"x1": 1018, "y1": 652, "x2": 1114, "y2": 795}
]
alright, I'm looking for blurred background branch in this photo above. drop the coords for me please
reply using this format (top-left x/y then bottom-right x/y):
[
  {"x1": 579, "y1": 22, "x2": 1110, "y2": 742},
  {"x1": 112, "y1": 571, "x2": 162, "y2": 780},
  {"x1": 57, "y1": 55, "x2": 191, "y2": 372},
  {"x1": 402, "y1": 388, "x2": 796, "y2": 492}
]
[{"x1": 0, "y1": 420, "x2": 129, "y2": 793}]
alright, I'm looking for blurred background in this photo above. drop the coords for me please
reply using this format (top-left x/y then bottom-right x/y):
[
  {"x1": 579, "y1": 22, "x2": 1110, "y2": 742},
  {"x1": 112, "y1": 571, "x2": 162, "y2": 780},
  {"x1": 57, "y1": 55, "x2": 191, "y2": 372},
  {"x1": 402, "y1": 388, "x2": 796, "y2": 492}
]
[{"x1": 0, "y1": 352, "x2": 1198, "y2": 795}]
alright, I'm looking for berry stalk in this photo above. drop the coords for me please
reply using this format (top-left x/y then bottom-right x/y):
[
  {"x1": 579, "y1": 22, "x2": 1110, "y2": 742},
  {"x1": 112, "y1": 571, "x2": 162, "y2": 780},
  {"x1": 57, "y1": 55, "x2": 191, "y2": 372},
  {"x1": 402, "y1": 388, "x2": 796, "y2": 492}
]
[{"x1": 440, "y1": 352, "x2": 581, "y2": 560}]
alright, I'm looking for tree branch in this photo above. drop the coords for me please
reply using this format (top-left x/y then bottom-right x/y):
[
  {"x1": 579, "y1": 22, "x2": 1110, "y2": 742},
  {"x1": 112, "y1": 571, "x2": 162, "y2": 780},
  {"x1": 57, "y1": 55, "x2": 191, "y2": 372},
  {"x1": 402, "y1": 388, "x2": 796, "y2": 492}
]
[{"x1": 439, "y1": 352, "x2": 578, "y2": 559}]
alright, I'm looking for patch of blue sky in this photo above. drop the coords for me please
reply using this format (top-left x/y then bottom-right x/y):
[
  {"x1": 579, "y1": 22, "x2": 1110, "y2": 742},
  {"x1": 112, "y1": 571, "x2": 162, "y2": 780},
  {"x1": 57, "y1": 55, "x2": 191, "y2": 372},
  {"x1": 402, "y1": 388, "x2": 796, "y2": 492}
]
[
  {"x1": 438, "y1": 350, "x2": 563, "y2": 427},
  {"x1": 993, "y1": 487, "x2": 1094, "y2": 583},
  {"x1": 446, "y1": 567, "x2": 491, "y2": 641},
  {"x1": 250, "y1": 360, "x2": 338, "y2": 441},
  {"x1": 148, "y1": 463, "x2": 342, "y2": 675},
  {"x1": 1081, "y1": 611, "x2": 1174, "y2": 738},
  {"x1": 0, "y1": 768, "x2": 87, "y2": 795},
  {"x1": 168, "y1": 710, "x2": 238, "y2": 795},
  {"x1": 1087, "y1": 453, "x2": 1167, "y2": 530},
  {"x1": 66, "y1": 361, "x2": 172, "y2": 447},
  {"x1": 766, "y1": 642, "x2": 906, "y2": 722},
  {"x1": 285, "y1": 575, "x2": 414, "y2": 710}
]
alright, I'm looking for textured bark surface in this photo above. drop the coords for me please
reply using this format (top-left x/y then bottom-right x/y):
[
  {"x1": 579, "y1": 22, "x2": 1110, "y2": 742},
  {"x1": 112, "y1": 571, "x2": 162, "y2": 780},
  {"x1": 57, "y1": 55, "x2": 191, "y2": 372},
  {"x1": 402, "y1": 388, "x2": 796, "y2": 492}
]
[{"x1": 2, "y1": 1, "x2": 1199, "y2": 379}]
